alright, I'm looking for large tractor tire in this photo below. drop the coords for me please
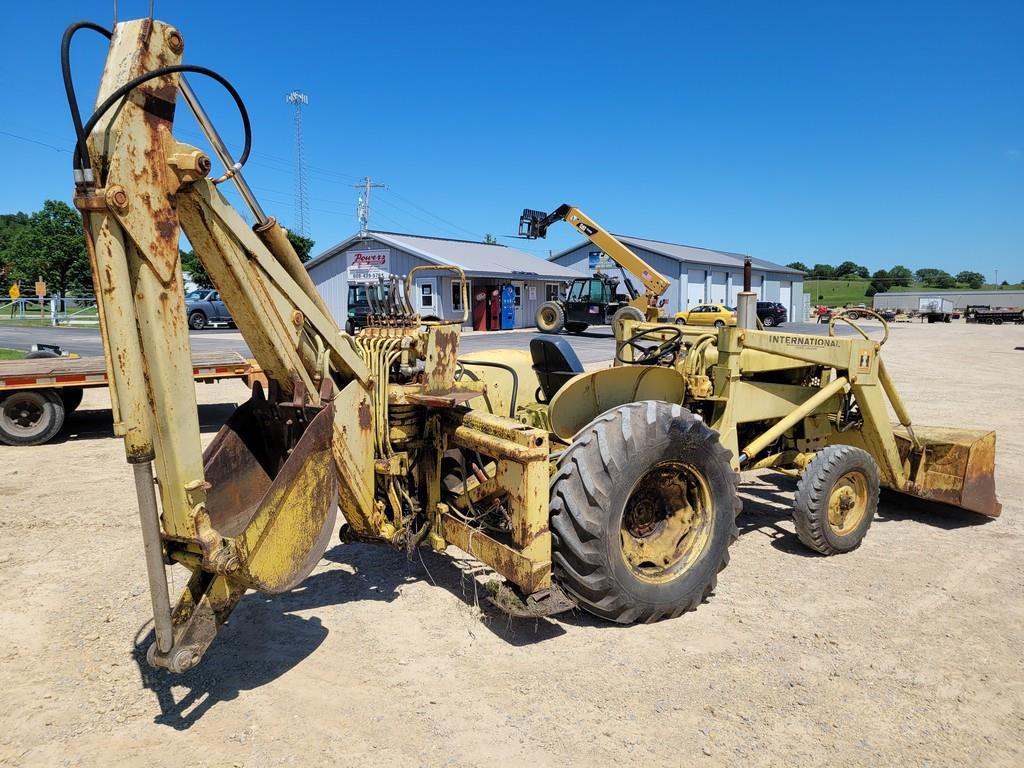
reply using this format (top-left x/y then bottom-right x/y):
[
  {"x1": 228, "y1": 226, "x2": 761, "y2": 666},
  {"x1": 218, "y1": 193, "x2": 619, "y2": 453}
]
[
  {"x1": 536, "y1": 302, "x2": 565, "y2": 333},
  {"x1": 793, "y1": 445, "x2": 879, "y2": 555},
  {"x1": 0, "y1": 389, "x2": 66, "y2": 446},
  {"x1": 550, "y1": 401, "x2": 739, "y2": 623},
  {"x1": 611, "y1": 305, "x2": 645, "y2": 337},
  {"x1": 564, "y1": 322, "x2": 589, "y2": 334}
]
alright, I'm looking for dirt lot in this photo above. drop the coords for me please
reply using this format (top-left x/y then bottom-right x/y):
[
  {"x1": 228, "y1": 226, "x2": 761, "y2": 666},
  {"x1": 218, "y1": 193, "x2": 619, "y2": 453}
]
[{"x1": 1, "y1": 322, "x2": 1022, "y2": 767}]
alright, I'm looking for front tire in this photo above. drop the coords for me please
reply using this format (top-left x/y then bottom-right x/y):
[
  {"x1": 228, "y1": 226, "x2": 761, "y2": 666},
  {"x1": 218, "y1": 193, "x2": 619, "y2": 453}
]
[
  {"x1": 714, "y1": 319, "x2": 726, "y2": 328},
  {"x1": 793, "y1": 445, "x2": 879, "y2": 555},
  {"x1": 564, "y1": 322, "x2": 589, "y2": 334},
  {"x1": 550, "y1": 401, "x2": 739, "y2": 623},
  {"x1": 762, "y1": 315, "x2": 776, "y2": 327},
  {"x1": 611, "y1": 305, "x2": 644, "y2": 337},
  {"x1": 536, "y1": 302, "x2": 565, "y2": 333},
  {"x1": 188, "y1": 311, "x2": 207, "y2": 331}
]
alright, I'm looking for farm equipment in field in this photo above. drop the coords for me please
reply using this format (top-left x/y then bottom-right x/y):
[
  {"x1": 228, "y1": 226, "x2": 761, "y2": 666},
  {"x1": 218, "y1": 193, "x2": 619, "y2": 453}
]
[{"x1": 64, "y1": 15, "x2": 1001, "y2": 673}]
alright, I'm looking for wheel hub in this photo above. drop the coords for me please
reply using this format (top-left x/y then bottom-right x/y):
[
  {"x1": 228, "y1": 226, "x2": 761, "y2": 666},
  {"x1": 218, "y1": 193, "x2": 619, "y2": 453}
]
[
  {"x1": 827, "y1": 472, "x2": 868, "y2": 535},
  {"x1": 4, "y1": 398, "x2": 43, "y2": 430},
  {"x1": 620, "y1": 462, "x2": 712, "y2": 582}
]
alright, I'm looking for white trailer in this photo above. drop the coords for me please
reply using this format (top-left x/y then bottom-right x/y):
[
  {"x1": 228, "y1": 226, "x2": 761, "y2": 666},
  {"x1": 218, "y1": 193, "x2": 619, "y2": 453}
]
[{"x1": 918, "y1": 297, "x2": 954, "y2": 323}]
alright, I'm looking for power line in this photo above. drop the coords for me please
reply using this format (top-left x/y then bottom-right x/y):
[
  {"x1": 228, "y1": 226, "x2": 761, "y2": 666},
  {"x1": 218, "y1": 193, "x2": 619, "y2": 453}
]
[
  {"x1": 352, "y1": 176, "x2": 386, "y2": 236},
  {"x1": 0, "y1": 129, "x2": 71, "y2": 154}
]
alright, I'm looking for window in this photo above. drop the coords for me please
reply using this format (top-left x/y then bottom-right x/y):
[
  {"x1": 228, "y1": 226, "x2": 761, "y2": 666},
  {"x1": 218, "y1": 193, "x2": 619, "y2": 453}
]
[
  {"x1": 545, "y1": 283, "x2": 561, "y2": 302},
  {"x1": 420, "y1": 282, "x2": 434, "y2": 308},
  {"x1": 588, "y1": 280, "x2": 605, "y2": 302},
  {"x1": 451, "y1": 280, "x2": 466, "y2": 311},
  {"x1": 512, "y1": 285, "x2": 522, "y2": 307},
  {"x1": 567, "y1": 280, "x2": 587, "y2": 302}
]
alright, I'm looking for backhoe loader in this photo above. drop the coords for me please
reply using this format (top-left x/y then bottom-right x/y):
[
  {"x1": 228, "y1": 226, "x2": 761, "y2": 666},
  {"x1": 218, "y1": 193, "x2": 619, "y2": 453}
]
[{"x1": 65, "y1": 15, "x2": 1000, "y2": 674}]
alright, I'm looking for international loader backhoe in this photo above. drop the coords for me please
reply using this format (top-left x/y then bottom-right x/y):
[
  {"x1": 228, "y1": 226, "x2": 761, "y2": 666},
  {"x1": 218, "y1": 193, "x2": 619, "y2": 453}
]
[{"x1": 66, "y1": 15, "x2": 1000, "y2": 673}]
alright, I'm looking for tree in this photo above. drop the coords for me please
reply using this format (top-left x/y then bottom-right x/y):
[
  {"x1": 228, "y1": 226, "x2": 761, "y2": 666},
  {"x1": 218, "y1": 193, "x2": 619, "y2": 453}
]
[
  {"x1": 483, "y1": 233, "x2": 498, "y2": 245},
  {"x1": 786, "y1": 261, "x2": 808, "y2": 273},
  {"x1": 180, "y1": 248, "x2": 212, "y2": 289},
  {"x1": 887, "y1": 265, "x2": 912, "y2": 287},
  {"x1": 4, "y1": 201, "x2": 91, "y2": 307},
  {"x1": 915, "y1": 267, "x2": 955, "y2": 288},
  {"x1": 836, "y1": 260, "x2": 869, "y2": 279},
  {"x1": 955, "y1": 270, "x2": 985, "y2": 289},
  {"x1": 810, "y1": 263, "x2": 836, "y2": 279},
  {"x1": 286, "y1": 230, "x2": 315, "y2": 263},
  {"x1": 869, "y1": 269, "x2": 889, "y2": 295}
]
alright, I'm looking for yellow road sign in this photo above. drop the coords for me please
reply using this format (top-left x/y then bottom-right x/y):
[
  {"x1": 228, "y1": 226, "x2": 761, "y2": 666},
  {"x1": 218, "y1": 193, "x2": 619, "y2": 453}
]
[
  {"x1": 34, "y1": 281, "x2": 46, "y2": 298},
  {"x1": 7, "y1": 283, "x2": 19, "y2": 300}
]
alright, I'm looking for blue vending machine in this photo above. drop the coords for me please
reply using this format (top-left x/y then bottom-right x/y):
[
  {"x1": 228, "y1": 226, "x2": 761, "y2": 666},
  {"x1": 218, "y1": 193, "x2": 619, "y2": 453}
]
[{"x1": 500, "y1": 285, "x2": 516, "y2": 329}]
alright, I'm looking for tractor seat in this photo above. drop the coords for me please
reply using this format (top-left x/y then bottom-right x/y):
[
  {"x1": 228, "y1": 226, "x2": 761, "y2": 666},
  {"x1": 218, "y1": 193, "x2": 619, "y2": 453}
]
[{"x1": 530, "y1": 336, "x2": 584, "y2": 402}]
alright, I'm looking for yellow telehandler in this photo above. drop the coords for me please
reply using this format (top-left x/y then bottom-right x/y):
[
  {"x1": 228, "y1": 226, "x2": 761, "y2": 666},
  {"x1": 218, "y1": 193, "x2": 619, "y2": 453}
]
[{"x1": 64, "y1": 15, "x2": 999, "y2": 673}]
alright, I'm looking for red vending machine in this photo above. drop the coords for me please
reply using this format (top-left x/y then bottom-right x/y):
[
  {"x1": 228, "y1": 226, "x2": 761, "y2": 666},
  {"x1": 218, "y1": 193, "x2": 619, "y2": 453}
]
[
  {"x1": 472, "y1": 288, "x2": 489, "y2": 331},
  {"x1": 488, "y1": 288, "x2": 501, "y2": 330}
]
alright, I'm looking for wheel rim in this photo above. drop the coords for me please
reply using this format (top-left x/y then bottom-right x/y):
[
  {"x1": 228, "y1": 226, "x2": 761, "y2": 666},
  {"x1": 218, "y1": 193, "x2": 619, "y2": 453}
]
[
  {"x1": 190, "y1": 314, "x2": 204, "y2": 329},
  {"x1": 764, "y1": 317, "x2": 774, "y2": 326},
  {"x1": 540, "y1": 308, "x2": 556, "y2": 327},
  {"x1": 827, "y1": 471, "x2": 869, "y2": 535},
  {"x1": 2, "y1": 393, "x2": 46, "y2": 435},
  {"x1": 620, "y1": 461, "x2": 713, "y2": 582}
]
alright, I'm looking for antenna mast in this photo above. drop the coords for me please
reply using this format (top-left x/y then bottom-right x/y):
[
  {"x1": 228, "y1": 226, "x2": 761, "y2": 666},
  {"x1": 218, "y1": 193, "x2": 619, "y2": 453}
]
[{"x1": 285, "y1": 90, "x2": 310, "y2": 236}]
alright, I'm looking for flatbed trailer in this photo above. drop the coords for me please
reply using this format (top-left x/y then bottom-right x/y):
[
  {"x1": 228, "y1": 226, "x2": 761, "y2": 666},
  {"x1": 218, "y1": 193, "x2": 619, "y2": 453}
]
[{"x1": 0, "y1": 350, "x2": 255, "y2": 446}]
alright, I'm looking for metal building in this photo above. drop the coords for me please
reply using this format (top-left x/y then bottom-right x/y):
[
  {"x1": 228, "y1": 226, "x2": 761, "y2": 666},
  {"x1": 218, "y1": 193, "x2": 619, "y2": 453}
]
[
  {"x1": 305, "y1": 230, "x2": 584, "y2": 330},
  {"x1": 872, "y1": 289, "x2": 1024, "y2": 312},
  {"x1": 549, "y1": 235, "x2": 806, "y2": 321}
]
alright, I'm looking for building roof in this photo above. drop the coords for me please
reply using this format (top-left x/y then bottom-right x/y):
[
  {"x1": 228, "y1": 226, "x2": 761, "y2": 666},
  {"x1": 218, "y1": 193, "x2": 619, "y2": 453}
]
[
  {"x1": 550, "y1": 234, "x2": 805, "y2": 276},
  {"x1": 307, "y1": 230, "x2": 584, "y2": 281}
]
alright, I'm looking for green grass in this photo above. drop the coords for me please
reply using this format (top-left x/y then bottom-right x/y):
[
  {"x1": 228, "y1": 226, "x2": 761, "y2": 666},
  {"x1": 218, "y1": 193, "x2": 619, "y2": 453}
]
[{"x1": 0, "y1": 348, "x2": 25, "y2": 360}]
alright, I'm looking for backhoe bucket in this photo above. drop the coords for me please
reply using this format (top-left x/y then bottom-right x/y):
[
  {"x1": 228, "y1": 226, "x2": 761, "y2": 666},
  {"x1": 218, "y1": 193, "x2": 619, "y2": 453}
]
[
  {"x1": 203, "y1": 382, "x2": 339, "y2": 592},
  {"x1": 892, "y1": 426, "x2": 1001, "y2": 517}
]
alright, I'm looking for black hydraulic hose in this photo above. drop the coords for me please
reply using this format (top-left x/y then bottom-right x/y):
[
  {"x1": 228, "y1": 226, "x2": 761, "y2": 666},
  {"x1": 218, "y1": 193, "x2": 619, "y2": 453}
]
[
  {"x1": 76, "y1": 63, "x2": 252, "y2": 178},
  {"x1": 61, "y1": 21, "x2": 113, "y2": 174},
  {"x1": 457, "y1": 359, "x2": 519, "y2": 418}
]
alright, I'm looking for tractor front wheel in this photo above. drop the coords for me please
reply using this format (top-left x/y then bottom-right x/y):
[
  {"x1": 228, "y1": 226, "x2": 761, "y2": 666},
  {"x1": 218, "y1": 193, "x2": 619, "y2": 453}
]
[
  {"x1": 536, "y1": 302, "x2": 565, "y2": 333},
  {"x1": 550, "y1": 401, "x2": 739, "y2": 623},
  {"x1": 793, "y1": 445, "x2": 879, "y2": 555}
]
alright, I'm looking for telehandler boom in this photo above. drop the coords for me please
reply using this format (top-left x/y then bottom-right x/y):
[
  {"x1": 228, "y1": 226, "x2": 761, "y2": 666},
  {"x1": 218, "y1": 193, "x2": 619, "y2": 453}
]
[{"x1": 65, "y1": 15, "x2": 1000, "y2": 674}]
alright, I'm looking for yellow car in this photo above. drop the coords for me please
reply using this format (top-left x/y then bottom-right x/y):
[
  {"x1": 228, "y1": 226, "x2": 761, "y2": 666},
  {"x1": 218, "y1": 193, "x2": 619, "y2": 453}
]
[{"x1": 674, "y1": 303, "x2": 737, "y2": 327}]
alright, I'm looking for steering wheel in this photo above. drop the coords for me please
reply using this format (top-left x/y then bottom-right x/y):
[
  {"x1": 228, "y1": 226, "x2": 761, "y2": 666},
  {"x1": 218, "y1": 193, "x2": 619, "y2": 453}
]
[
  {"x1": 828, "y1": 308, "x2": 890, "y2": 347},
  {"x1": 616, "y1": 326, "x2": 684, "y2": 366}
]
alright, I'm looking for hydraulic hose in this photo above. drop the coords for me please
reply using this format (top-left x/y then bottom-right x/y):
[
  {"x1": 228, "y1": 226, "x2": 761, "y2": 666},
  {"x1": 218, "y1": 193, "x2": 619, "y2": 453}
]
[
  {"x1": 457, "y1": 359, "x2": 520, "y2": 418},
  {"x1": 61, "y1": 21, "x2": 113, "y2": 177}
]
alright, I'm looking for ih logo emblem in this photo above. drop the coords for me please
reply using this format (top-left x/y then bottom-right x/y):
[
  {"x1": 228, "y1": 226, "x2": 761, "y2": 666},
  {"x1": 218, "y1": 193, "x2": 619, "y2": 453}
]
[{"x1": 858, "y1": 351, "x2": 872, "y2": 371}]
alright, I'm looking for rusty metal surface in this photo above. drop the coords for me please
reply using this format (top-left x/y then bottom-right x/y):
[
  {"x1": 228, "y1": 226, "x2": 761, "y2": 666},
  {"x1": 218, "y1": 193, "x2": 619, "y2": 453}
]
[{"x1": 441, "y1": 511, "x2": 551, "y2": 594}]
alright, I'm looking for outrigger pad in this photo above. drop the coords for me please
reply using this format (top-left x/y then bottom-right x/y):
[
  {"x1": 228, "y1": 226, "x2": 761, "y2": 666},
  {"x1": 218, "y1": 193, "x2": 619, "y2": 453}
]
[
  {"x1": 892, "y1": 426, "x2": 1001, "y2": 517},
  {"x1": 202, "y1": 381, "x2": 339, "y2": 592}
]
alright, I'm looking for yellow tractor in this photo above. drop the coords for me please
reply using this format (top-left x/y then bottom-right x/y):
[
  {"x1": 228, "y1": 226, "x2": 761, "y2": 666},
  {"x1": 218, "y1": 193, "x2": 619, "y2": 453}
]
[{"x1": 65, "y1": 15, "x2": 1000, "y2": 673}]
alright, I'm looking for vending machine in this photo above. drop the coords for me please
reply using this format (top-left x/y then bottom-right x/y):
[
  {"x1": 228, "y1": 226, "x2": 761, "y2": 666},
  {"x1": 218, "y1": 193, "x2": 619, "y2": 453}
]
[{"x1": 500, "y1": 285, "x2": 516, "y2": 330}]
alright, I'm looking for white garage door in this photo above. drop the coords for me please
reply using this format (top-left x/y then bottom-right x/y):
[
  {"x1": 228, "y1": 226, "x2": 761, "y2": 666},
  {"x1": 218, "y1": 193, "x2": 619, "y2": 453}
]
[
  {"x1": 780, "y1": 281, "x2": 792, "y2": 318},
  {"x1": 687, "y1": 269, "x2": 705, "y2": 307},
  {"x1": 710, "y1": 271, "x2": 727, "y2": 304}
]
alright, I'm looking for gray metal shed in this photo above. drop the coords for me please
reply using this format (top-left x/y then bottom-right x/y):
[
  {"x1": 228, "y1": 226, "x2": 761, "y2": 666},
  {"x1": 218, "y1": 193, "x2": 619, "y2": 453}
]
[
  {"x1": 549, "y1": 235, "x2": 806, "y2": 322},
  {"x1": 305, "y1": 231, "x2": 584, "y2": 329}
]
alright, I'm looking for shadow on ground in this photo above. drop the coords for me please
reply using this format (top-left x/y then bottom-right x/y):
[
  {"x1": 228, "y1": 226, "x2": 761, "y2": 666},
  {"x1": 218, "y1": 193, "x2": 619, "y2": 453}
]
[
  {"x1": 132, "y1": 541, "x2": 566, "y2": 729},
  {"x1": 53, "y1": 403, "x2": 237, "y2": 444}
]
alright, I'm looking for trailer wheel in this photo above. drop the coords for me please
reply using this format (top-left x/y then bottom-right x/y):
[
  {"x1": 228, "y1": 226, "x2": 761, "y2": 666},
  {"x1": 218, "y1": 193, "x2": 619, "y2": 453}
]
[
  {"x1": 550, "y1": 401, "x2": 739, "y2": 623},
  {"x1": 536, "y1": 302, "x2": 565, "y2": 333},
  {"x1": 0, "y1": 389, "x2": 66, "y2": 446},
  {"x1": 793, "y1": 445, "x2": 879, "y2": 555},
  {"x1": 60, "y1": 387, "x2": 84, "y2": 414}
]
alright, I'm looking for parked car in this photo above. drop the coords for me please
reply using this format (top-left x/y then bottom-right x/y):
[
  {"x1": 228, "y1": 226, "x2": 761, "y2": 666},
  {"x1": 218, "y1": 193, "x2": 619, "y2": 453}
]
[
  {"x1": 674, "y1": 303, "x2": 737, "y2": 327},
  {"x1": 185, "y1": 289, "x2": 233, "y2": 330},
  {"x1": 756, "y1": 301, "x2": 787, "y2": 327}
]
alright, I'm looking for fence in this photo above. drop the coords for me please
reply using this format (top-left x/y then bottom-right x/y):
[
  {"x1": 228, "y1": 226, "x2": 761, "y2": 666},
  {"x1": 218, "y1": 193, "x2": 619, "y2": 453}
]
[{"x1": 1, "y1": 296, "x2": 99, "y2": 326}]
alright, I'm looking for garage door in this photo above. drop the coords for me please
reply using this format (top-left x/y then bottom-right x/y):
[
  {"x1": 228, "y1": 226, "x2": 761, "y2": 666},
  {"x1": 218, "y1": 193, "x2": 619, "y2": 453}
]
[
  {"x1": 780, "y1": 281, "x2": 792, "y2": 318},
  {"x1": 710, "y1": 272, "x2": 727, "y2": 304},
  {"x1": 687, "y1": 269, "x2": 705, "y2": 307}
]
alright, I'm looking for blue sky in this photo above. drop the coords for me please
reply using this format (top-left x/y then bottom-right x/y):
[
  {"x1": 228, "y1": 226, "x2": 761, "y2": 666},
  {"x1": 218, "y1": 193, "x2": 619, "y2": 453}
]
[{"x1": 1, "y1": 1, "x2": 1021, "y2": 279}]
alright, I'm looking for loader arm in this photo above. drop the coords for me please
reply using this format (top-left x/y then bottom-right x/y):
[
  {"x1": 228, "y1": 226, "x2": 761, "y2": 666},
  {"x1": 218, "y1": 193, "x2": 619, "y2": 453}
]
[{"x1": 519, "y1": 204, "x2": 671, "y2": 318}]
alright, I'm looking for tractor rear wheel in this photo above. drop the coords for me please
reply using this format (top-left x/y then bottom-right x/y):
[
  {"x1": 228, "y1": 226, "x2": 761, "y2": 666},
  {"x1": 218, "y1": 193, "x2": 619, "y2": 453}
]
[
  {"x1": 536, "y1": 302, "x2": 565, "y2": 333},
  {"x1": 793, "y1": 445, "x2": 879, "y2": 555},
  {"x1": 550, "y1": 401, "x2": 739, "y2": 623}
]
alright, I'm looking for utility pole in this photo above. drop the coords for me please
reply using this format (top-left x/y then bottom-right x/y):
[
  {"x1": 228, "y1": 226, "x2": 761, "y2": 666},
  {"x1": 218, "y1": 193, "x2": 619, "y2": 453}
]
[
  {"x1": 353, "y1": 176, "x2": 386, "y2": 236},
  {"x1": 285, "y1": 90, "x2": 310, "y2": 236}
]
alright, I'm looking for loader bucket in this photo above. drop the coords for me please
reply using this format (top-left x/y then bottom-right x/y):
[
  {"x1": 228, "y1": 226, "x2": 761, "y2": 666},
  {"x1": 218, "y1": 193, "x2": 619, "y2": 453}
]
[
  {"x1": 891, "y1": 426, "x2": 1001, "y2": 517},
  {"x1": 202, "y1": 383, "x2": 339, "y2": 593}
]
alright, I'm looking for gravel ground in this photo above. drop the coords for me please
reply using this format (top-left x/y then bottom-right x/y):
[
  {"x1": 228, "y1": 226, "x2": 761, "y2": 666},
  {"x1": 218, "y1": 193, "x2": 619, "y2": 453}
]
[{"x1": 0, "y1": 320, "x2": 1021, "y2": 767}]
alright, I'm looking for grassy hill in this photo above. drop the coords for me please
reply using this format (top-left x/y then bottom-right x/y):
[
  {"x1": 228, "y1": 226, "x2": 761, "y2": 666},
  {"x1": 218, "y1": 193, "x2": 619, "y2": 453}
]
[{"x1": 803, "y1": 279, "x2": 1024, "y2": 307}]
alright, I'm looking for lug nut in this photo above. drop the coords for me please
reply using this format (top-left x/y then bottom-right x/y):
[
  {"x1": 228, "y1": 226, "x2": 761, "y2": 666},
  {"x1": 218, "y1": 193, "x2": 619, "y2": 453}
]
[{"x1": 165, "y1": 28, "x2": 184, "y2": 54}]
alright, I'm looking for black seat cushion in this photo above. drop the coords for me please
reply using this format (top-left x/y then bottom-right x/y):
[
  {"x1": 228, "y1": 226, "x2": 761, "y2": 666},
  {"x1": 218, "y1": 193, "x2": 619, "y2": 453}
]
[{"x1": 530, "y1": 336, "x2": 584, "y2": 402}]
